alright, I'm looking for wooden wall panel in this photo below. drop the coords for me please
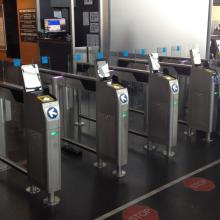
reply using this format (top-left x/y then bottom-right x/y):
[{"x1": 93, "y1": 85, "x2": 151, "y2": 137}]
[
  {"x1": 0, "y1": 52, "x2": 6, "y2": 60},
  {"x1": 0, "y1": 0, "x2": 6, "y2": 60},
  {"x1": 0, "y1": 0, "x2": 39, "y2": 62},
  {"x1": 16, "y1": 0, "x2": 39, "y2": 64}
]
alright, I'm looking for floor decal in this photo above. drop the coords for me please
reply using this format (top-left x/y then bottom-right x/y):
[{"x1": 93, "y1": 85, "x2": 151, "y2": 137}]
[
  {"x1": 183, "y1": 177, "x2": 216, "y2": 192},
  {"x1": 122, "y1": 205, "x2": 159, "y2": 220}
]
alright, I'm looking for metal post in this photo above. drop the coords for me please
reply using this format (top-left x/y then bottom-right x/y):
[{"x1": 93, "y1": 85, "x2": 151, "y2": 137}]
[
  {"x1": 143, "y1": 83, "x2": 148, "y2": 135},
  {"x1": 99, "y1": 0, "x2": 110, "y2": 59},
  {"x1": 74, "y1": 90, "x2": 85, "y2": 127},
  {"x1": 36, "y1": 0, "x2": 41, "y2": 32},
  {"x1": 112, "y1": 166, "x2": 126, "y2": 178},
  {"x1": 206, "y1": 0, "x2": 213, "y2": 60},
  {"x1": 70, "y1": 0, "x2": 84, "y2": 128},
  {"x1": 0, "y1": 98, "x2": 8, "y2": 171},
  {"x1": 44, "y1": 192, "x2": 60, "y2": 206},
  {"x1": 206, "y1": 132, "x2": 213, "y2": 143},
  {"x1": 70, "y1": 0, "x2": 76, "y2": 73},
  {"x1": 52, "y1": 76, "x2": 64, "y2": 100}
]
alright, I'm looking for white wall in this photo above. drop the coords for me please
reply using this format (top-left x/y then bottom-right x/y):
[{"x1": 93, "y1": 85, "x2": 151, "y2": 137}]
[{"x1": 110, "y1": 0, "x2": 209, "y2": 58}]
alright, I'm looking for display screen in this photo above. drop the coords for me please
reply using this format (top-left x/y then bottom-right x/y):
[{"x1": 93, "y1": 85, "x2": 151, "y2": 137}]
[
  {"x1": 44, "y1": 18, "x2": 66, "y2": 32},
  {"x1": 97, "y1": 60, "x2": 111, "y2": 79},
  {"x1": 190, "y1": 49, "x2": 202, "y2": 66},
  {"x1": 21, "y1": 64, "x2": 42, "y2": 93}
]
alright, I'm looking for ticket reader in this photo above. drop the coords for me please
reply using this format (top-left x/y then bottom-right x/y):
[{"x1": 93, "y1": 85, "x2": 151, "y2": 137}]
[
  {"x1": 145, "y1": 53, "x2": 179, "y2": 157},
  {"x1": 22, "y1": 64, "x2": 61, "y2": 206},
  {"x1": 95, "y1": 60, "x2": 129, "y2": 177},
  {"x1": 187, "y1": 49, "x2": 219, "y2": 141}
]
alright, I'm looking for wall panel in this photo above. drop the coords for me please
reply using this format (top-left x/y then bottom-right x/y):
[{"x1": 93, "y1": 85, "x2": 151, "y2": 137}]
[
  {"x1": 17, "y1": 0, "x2": 39, "y2": 64},
  {"x1": 110, "y1": 0, "x2": 210, "y2": 58}
]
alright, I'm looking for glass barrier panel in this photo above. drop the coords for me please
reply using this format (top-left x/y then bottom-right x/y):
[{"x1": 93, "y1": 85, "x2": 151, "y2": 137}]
[
  {"x1": 88, "y1": 46, "x2": 99, "y2": 66},
  {"x1": 109, "y1": 51, "x2": 120, "y2": 66},
  {"x1": 61, "y1": 86, "x2": 96, "y2": 150},
  {"x1": 33, "y1": 56, "x2": 51, "y2": 70},
  {"x1": 171, "y1": 45, "x2": 181, "y2": 57},
  {"x1": 3, "y1": 60, "x2": 23, "y2": 85},
  {"x1": 135, "y1": 48, "x2": 148, "y2": 60},
  {"x1": 157, "y1": 47, "x2": 168, "y2": 56},
  {"x1": 74, "y1": 52, "x2": 89, "y2": 74},
  {"x1": 0, "y1": 83, "x2": 27, "y2": 170},
  {"x1": 0, "y1": 60, "x2": 5, "y2": 81}
]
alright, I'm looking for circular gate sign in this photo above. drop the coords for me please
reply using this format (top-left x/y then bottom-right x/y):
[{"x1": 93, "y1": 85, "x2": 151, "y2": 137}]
[
  {"x1": 183, "y1": 177, "x2": 215, "y2": 192},
  {"x1": 47, "y1": 107, "x2": 58, "y2": 119},
  {"x1": 120, "y1": 93, "x2": 128, "y2": 104},
  {"x1": 122, "y1": 205, "x2": 159, "y2": 220},
  {"x1": 171, "y1": 84, "x2": 179, "y2": 93}
]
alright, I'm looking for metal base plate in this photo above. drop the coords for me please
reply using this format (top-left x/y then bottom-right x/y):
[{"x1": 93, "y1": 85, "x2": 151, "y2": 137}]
[
  {"x1": 112, "y1": 170, "x2": 126, "y2": 178},
  {"x1": 26, "y1": 186, "x2": 41, "y2": 194},
  {"x1": 163, "y1": 150, "x2": 175, "y2": 157},
  {"x1": 204, "y1": 132, "x2": 213, "y2": 143},
  {"x1": 43, "y1": 196, "x2": 60, "y2": 206},
  {"x1": 94, "y1": 161, "x2": 107, "y2": 169},
  {"x1": 74, "y1": 121, "x2": 85, "y2": 127},
  {"x1": 184, "y1": 131, "x2": 195, "y2": 136},
  {"x1": 144, "y1": 144, "x2": 156, "y2": 151},
  {"x1": 144, "y1": 143, "x2": 175, "y2": 158},
  {"x1": 203, "y1": 138, "x2": 213, "y2": 143}
]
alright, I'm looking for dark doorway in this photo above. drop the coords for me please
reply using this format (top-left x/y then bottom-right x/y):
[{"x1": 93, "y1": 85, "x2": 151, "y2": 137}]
[{"x1": 4, "y1": 0, "x2": 20, "y2": 58}]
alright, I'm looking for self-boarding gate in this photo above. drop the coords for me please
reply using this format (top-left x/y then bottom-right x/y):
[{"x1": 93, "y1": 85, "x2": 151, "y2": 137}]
[
  {"x1": 145, "y1": 53, "x2": 179, "y2": 157},
  {"x1": 187, "y1": 49, "x2": 219, "y2": 142},
  {"x1": 95, "y1": 59, "x2": 129, "y2": 177},
  {"x1": 22, "y1": 64, "x2": 61, "y2": 206}
]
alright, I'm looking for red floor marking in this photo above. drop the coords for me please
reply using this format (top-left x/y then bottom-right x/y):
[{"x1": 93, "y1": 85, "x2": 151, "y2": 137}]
[
  {"x1": 183, "y1": 177, "x2": 215, "y2": 192},
  {"x1": 122, "y1": 205, "x2": 159, "y2": 220}
]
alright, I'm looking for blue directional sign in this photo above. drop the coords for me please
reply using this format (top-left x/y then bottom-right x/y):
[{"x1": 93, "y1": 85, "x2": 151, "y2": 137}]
[
  {"x1": 120, "y1": 94, "x2": 128, "y2": 104},
  {"x1": 172, "y1": 84, "x2": 179, "y2": 93},
  {"x1": 123, "y1": 50, "x2": 129, "y2": 57},
  {"x1": 98, "y1": 52, "x2": 103, "y2": 60},
  {"x1": 47, "y1": 107, "x2": 58, "y2": 119},
  {"x1": 162, "y1": 47, "x2": 167, "y2": 53},
  {"x1": 13, "y1": 59, "x2": 21, "y2": 67},
  {"x1": 41, "y1": 56, "x2": 49, "y2": 64},
  {"x1": 75, "y1": 54, "x2": 82, "y2": 62},
  {"x1": 140, "y1": 48, "x2": 147, "y2": 56},
  {"x1": 176, "y1": 46, "x2": 181, "y2": 52}
]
